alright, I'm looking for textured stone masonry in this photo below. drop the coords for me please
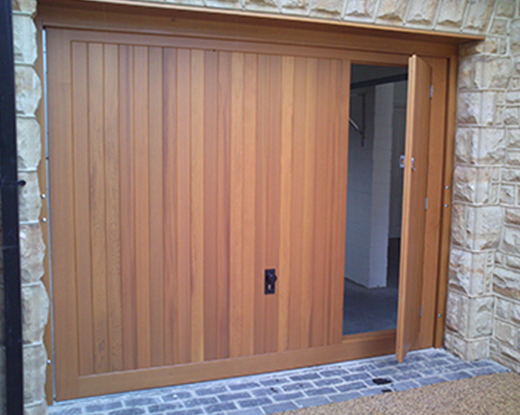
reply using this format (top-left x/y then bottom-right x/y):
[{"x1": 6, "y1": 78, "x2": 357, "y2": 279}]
[{"x1": 8, "y1": 0, "x2": 520, "y2": 413}]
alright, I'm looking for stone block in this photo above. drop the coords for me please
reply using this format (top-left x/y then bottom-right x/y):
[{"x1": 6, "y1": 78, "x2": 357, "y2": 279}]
[
  {"x1": 20, "y1": 224, "x2": 45, "y2": 284},
  {"x1": 501, "y1": 184, "x2": 516, "y2": 205},
  {"x1": 495, "y1": 320, "x2": 516, "y2": 347},
  {"x1": 311, "y1": 0, "x2": 343, "y2": 16},
  {"x1": 507, "y1": 128, "x2": 520, "y2": 149},
  {"x1": 15, "y1": 66, "x2": 41, "y2": 116},
  {"x1": 24, "y1": 402, "x2": 48, "y2": 415},
  {"x1": 405, "y1": 0, "x2": 438, "y2": 26},
  {"x1": 474, "y1": 56, "x2": 512, "y2": 89},
  {"x1": 507, "y1": 151, "x2": 520, "y2": 166},
  {"x1": 450, "y1": 203, "x2": 466, "y2": 248},
  {"x1": 494, "y1": 266, "x2": 520, "y2": 300},
  {"x1": 22, "y1": 282, "x2": 49, "y2": 344},
  {"x1": 453, "y1": 166, "x2": 500, "y2": 204},
  {"x1": 504, "y1": 106, "x2": 520, "y2": 126},
  {"x1": 462, "y1": 0, "x2": 495, "y2": 33},
  {"x1": 457, "y1": 92, "x2": 496, "y2": 126},
  {"x1": 449, "y1": 249, "x2": 493, "y2": 296},
  {"x1": 506, "y1": 208, "x2": 520, "y2": 225},
  {"x1": 503, "y1": 225, "x2": 520, "y2": 255},
  {"x1": 344, "y1": 0, "x2": 377, "y2": 19},
  {"x1": 18, "y1": 171, "x2": 42, "y2": 223},
  {"x1": 511, "y1": 19, "x2": 520, "y2": 55},
  {"x1": 436, "y1": 0, "x2": 466, "y2": 29},
  {"x1": 376, "y1": 0, "x2": 407, "y2": 23},
  {"x1": 23, "y1": 343, "x2": 47, "y2": 405},
  {"x1": 465, "y1": 337, "x2": 491, "y2": 360},
  {"x1": 17, "y1": 117, "x2": 42, "y2": 171},
  {"x1": 445, "y1": 289, "x2": 467, "y2": 335},
  {"x1": 460, "y1": 206, "x2": 504, "y2": 250},
  {"x1": 12, "y1": 0, "x2": 36, "y2": 13},
  {"x1": 511, "y1": 302, "x2": 520, "y2": 325},
  {"x1": 281, "y1": 0, "x2": 309, "y2": 13},
  {"x1": 502, "y1": 168, "x2": 520, "y2": 183},
  {"x1": 245, "y1": 0, "x2": 279, "y2": 12},
  {"x1": 13, "y1": 15, "x2": 37, "y2": 65},
  {"x1": 458, "y1": 57, "x2": 473, "y2": 90},
  {"x1": 479, "y1": 129, "x2": 506, "y2": 163},
  {"x1": 467, "y1": 296, "x2": 494, "y2": 338},
  {"x1": 495, "y1": 0, "x2": 515, "y2": 18},
  {"x1": 459, "y1": 37, "x2": 499, "y2": 56},
  {"x1": 507, "y1": 91, "x2": 520, "y2": 104},
  {"x1": 496, "y1": 296, "x2": 511, "y2": 319},
  {"x1": 489, "y1": 18, "x2": 509, "y2": 36}
]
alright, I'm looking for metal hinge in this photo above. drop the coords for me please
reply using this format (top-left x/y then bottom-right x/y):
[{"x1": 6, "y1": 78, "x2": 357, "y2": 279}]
[
  {"x1": 420, "y1": 305, "x2": 423, "y2": 318},
  {"x1": 425, "y1": 197, "x2": 428, "y2": 210},
  {"x1": 430, "y1": 85, "x2": 433, "y2": 98}
]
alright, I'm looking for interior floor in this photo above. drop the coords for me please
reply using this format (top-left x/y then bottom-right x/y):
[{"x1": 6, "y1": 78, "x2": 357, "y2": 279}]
[{"x1": 343, "y1": 238, "x2": 400, "y2": 335}]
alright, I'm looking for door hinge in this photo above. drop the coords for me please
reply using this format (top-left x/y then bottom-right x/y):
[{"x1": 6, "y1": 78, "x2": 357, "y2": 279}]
[
  {"x1": 430, "y1": 85, "x2": 433, "y2": 98},
  {"x1": 425, "y1": 197, "x2": 428, "y2": 210},
  {"x1": 420, "y1": 305, "x2": 423, "y2": 318}
]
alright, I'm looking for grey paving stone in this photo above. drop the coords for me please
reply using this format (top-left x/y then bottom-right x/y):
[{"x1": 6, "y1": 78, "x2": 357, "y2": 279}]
[
  {"x1": 86, "y1": 402, "x2": 123, "y2": 412},
  {"x1": 167, "y1": 409, "x2": 204, "y2": 415},
  {"x1": 421, "y1": 367, "x2": 448, "y2": 376},
  {"x1": 336, "y1": 381, "x2": 367, "y2": 393},
  {"x1": 218, "y1": 392, "x2": 251, "y2": 402},
  {"x1": 148, "y1": 403, "x2": 185, "y2": 412},
  {"x1": 445, "y1": 362, "x2": 473, "y2": 372},
  {"x1": 442, "y1": 371, "x2": 473, "y2": 381},
  {"x1": 348, "y1": 364, "x2": 376, "y2": 373},
  {"x1": 271, "y1": 392, "x2": 304, "y2": 402},
  {"x1": 57, "y1": 408, "x2": 84, "y2": 415},
  {"x1": 237, "y1": 398, "x2": 272, "y2": 409},
  {"x1": 227, "y1": 408, "x2": 264, "y2": 415},
  {"x1": 196, "y1": 386, "x2": 229, "y2": 396},
  {"x1": 184, "y1": 397, "x2": 219, "y2": 408},
  {"x1": 391, "y1": 380, "x2": 421, "y2": 392},
  {"x1": 259, "y1": 378, "x2": 290, "y2": 387},
  {"x1": 108, "y1": 409, "x2": 146, "y2": 415},
  {"x1": 124, "y1": 397, "x2": 161, "y2": 407},
  {"x1": 229, "y1": 383, "x2": 262, "y2": 391},
  {"x1": 205, "y1": 402, "x2": 238, "y2": 414},
  {"x1": 162, "y1": 392, "x2": 194, "y2": 401},
  {"x1": 289, "y1": 373, "x2": 321, "y2": 381},
  {"x1": 281, "y1": 382, "x2": 314, "y2": 392},
  {"x1": 251, "y1": 387, "x2": 282, "y2": 397},
  {"x1": 470, "y1": 367, "x2": 498, "y2": 377},
  {"x1": 261, "y1": 402, "x2": 299, "y2": 414},
  {"x1": 304, "y1": 387, "x2": 337, "y2": 397},
  {"x1": 341, "y1": 372, "x2": 371, "y2": 383},
  {"x1": 313, "y1": 377, "x2": 344, "y2": 387},
  {"x1": 359, "y1": 387, "x2": 386, "y2": 397},
  {"x1": 327, "y1": 391, "x2": 363, "y2": 403},
  {"x1": 393, "y1": 369, "x2": 423, "y2": 380},
  {"x1": 319, "y1": 369, "x2": 348, "y2": 378},
  {"x1": 372, "y1": 368, "x2": 399, "y2": 377},
  {"x1": 295, "y1": 397, "x2": 330, "y2": 408},
  {"x1": 416, "y1": 375, "x2": 447, "y2": 386}
]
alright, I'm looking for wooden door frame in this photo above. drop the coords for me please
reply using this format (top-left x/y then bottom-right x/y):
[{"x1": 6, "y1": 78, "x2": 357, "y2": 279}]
[{"x1": 35, "y1": 1, "x2": 480, "y2": 402}]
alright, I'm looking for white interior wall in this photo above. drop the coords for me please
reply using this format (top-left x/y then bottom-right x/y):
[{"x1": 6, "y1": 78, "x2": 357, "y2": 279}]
[{"x1": 345, "y1": 79, "x2": 407, "y2": 289}]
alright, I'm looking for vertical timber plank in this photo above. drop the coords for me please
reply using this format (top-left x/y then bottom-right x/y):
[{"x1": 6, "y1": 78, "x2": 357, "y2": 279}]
[
  {"x1": 71, "y1": 41, "x2": 94, "y2": 377},
  {"x1": 88, "y1": 42, "x2": 109, "y2": 374},
  {"x1": 148, "y1": 47, "x2": 165, "y2": 366},
  {"x1": 191, "y1": 49, "x2": 205, "y2": 363},
  {"x1": 104, "y1": 43, "x2": 123, "y2": 371}
]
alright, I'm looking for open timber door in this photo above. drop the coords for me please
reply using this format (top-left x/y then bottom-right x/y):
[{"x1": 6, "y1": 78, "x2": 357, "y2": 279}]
[
  {"x1": 46, "y1": 27, "x2": 350, "y2": 400},
  {"x1": 395, "y1": 55, "x2": 432, "y2": 363}
]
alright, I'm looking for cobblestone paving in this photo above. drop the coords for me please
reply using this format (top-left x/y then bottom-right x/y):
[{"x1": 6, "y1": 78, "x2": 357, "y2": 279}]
[{"x1": 50, "y1": 349, "x2": 510, "y2": 415}]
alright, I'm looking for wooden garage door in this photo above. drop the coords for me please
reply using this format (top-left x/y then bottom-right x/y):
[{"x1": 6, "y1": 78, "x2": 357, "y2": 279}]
[{"x1": 46, "y1": 28, "x2": 349, "y2": 400}]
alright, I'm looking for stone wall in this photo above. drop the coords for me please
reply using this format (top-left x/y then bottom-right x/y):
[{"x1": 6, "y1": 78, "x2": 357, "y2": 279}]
[
  {"x1": 7, "y1": 0, "x2": 520, "y2": 412},
  {"x1": 12, "y1": 0, "x2": 49, "y2": 413}
]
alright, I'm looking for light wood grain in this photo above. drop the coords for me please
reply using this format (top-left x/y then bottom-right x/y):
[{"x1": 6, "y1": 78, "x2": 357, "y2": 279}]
[{"x1": 396, "y1": 55, "x2": 432, "y2": 363}]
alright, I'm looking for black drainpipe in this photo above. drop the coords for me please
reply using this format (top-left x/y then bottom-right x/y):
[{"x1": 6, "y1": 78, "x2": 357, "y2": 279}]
[{"x1": 0, "y1": 0, "x2": 25, "y2": 413}]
